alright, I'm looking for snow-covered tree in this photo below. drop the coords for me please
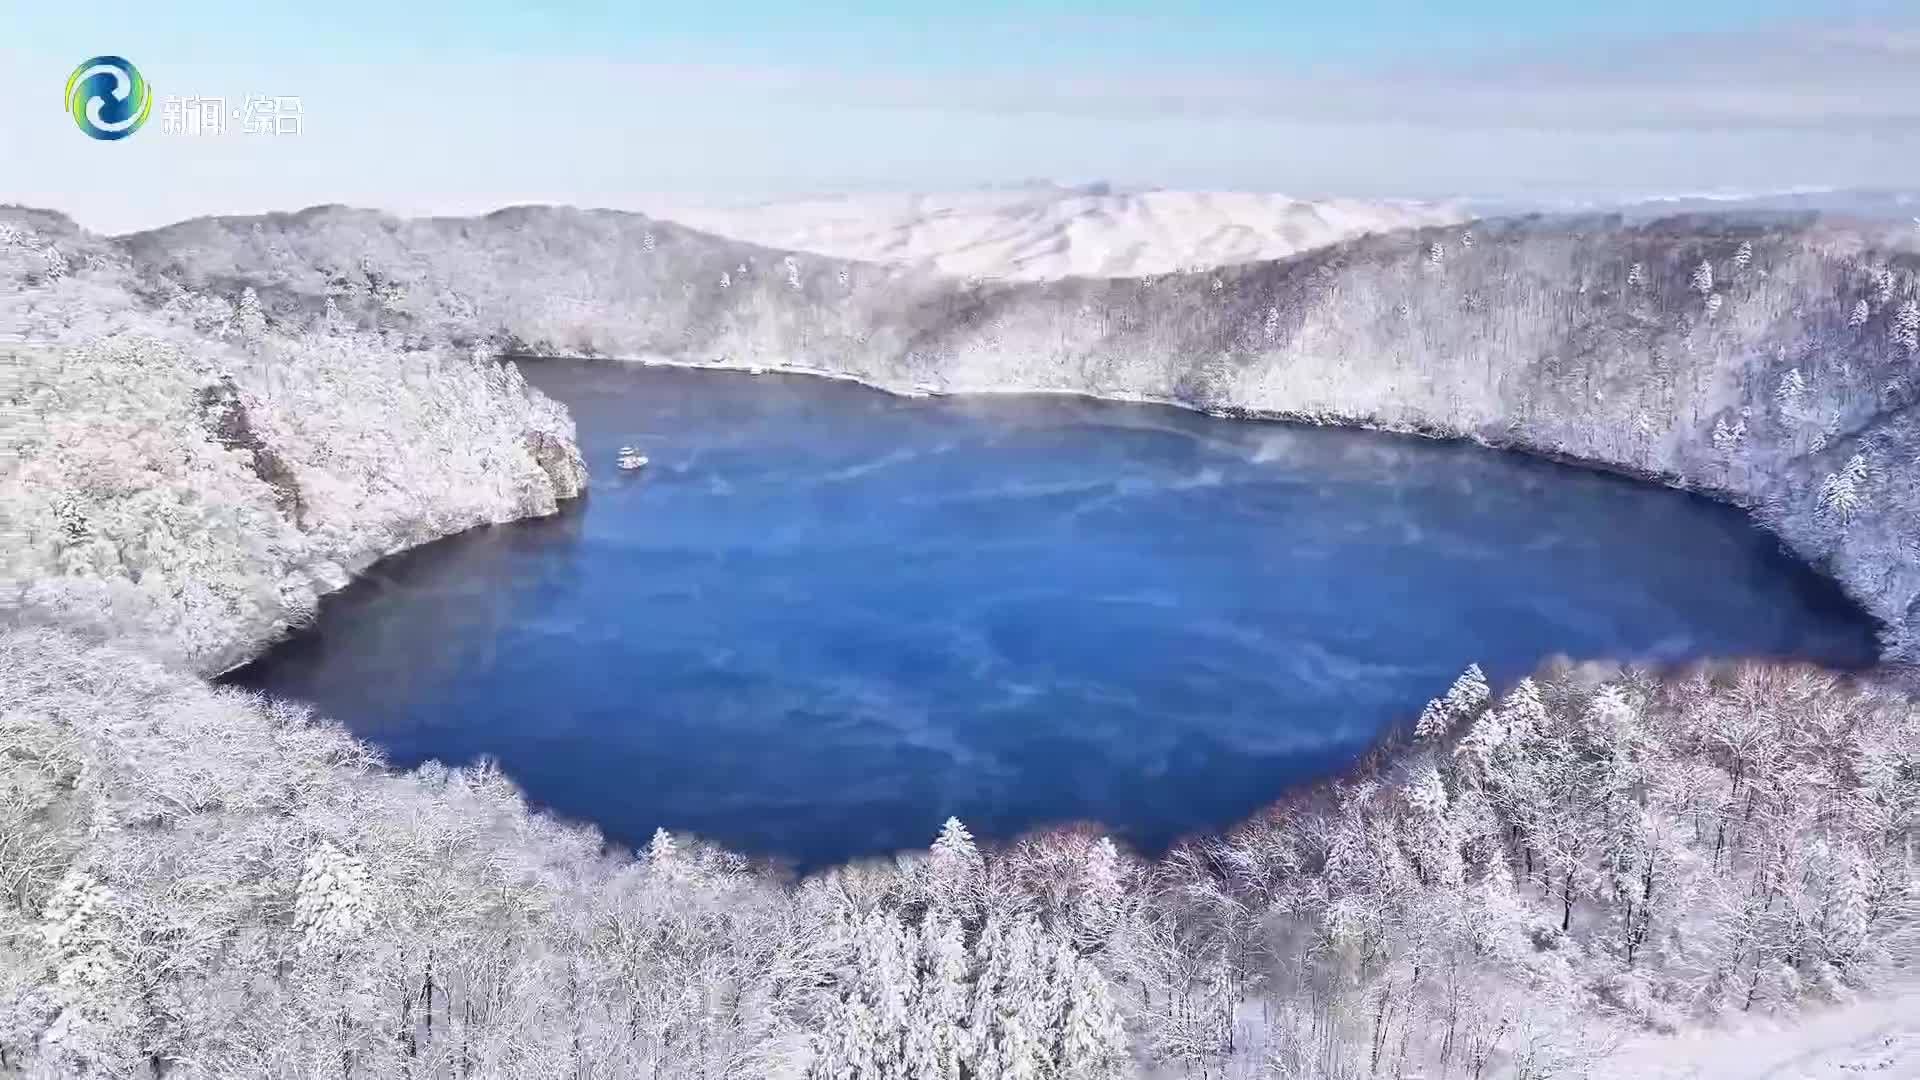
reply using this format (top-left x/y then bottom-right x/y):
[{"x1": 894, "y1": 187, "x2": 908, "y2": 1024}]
[
  {"x1": 1416, "y1": 663, "x2": 1490, "y2": 739},
  {"x1": 809, "y1": 912, "x2": 915, "y2": 1078},
  {"x1": 1892, "y1": 299, "x2": 1919, "y2": 353},
  {"x1": 1850, "y1": 299, "x2": 1872, "y2": 328},
  {"x1": 1690, "y1": 259, "x2": 1714, "y2": 296},
  {"x1": 1712, "y1": 414, "x2": 1747, "y2": 456},
  {"x1": 1872, "y1": 265, "x2": 1897, "y2": 306},
  {"x1": 970, "y1": 920, "x2": 1051, "y2": 1080},
  {"x1": 904, "y1": 914, "x2": 971, "y2": 1079},
  {"x1": 1627, "y1": 262, "x2": 1645, "y2": 288},
  {"x1": 1401, "y1": 756, "x2": 1466, "y2": 888},
  {"x1": 1072, "y1": 837, "x2": 1127, "y2": 951},
  {"x1": 646, "y1": 826, "x2": 680, "y2": 878},
  {"x1": 863, "y1": 912, "x2": 914, "y2": 1069},
  {"x1": 1053, "y1": 946, "x2": 1128, "y2": 1079},
  {"x1": 1818, "y1": 453, "x2": 1871, "y2": 526},
  {"x1": 1427, "y1": 241, "x2": 1445, "y2": 269},
  {"x1": 1733, "y1": 240, "x2": 1753, "y2": 269},
  {"x1": 808, "y1": 995, "x2": 881, "y2": 1080},
  {"x1": 1774, "y1": 367, "x2": 1809, "y2": 420},
  {"x1": 41, "y1": 870, "x2": 115, "y2": 991},
  {"x1": 928, "y1": 816, "x2": 984, "y2": 916},
  {"x1": 235, "y1": 286, "x2": 266, "y2": 350},
  {"x1": 292, "y1": 841, "x2": 372, "y2": 955}
]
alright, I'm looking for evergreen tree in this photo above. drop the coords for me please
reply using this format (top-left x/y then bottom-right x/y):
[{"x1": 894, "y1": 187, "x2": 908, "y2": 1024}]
[
  {"x1": 904, "y1": 914, "x2": 971, "y2": 1080},
  {"x1": 1892, "y1": 299, "x2": 1920, "y2": 352},
  {"x1": 928, "y1": 817, "x2": 984, "y2": 917},
  {"x1": 1690, "y1": 259, "x2": 1714, "y2": 296},
  {"x1": 864, "y1": 912, "x2": 914, "y2": 1072},
  {"x1": 235, "y1": 286, "x2": 266, "y2": 350},
  {"x1": 1774, "y1": 367, "x2": 1809, "y2": 420},
  {"x1": 1872, "y1": 265, "x2": 1897, "y2": 306},
  {"x1": 646, "y1": 827, "x2": 680, "y2": 880},
  {"x1": 809, "y1": 912, "x2": 913, "y2": 1079},
  {"x1": 292, "y1": 841, "x2": 371, "y2": 956},
  {"x1": 1055, "y1": 948, "x2": 1129, "y2": 1079},
  {"x1": 971, "y1": 920, "x2": 1048, "y2": 1080},
  {"x1": 41, "y1": 870, "x2": 115, "y2": 991},
  {"x1": 1818, "y1": 454, "x2": 1870, "y2": 526},
  {"x1": 1417, "y1": 664, "x2": 1490, "y2": 739},
  {"x1": 1071, "y1": 838, "x2": 1126, "y2": 952},
  {"x1": 807, "y1": 995, "x2": 880, "y2": 1080}
]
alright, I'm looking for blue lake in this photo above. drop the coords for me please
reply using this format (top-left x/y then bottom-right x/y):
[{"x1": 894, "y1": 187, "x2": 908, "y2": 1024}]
[{"x1": 229, "y1": 360, "x2": 1879, "y2": 868}]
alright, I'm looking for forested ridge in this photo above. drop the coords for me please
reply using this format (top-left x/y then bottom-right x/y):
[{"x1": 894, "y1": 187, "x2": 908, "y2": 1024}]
[{"x1": 0, "y1": 205, "x2": 1916, "y2": 1077}]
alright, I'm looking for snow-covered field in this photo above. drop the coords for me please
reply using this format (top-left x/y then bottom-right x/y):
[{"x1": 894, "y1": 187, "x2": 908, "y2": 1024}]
[{"x1": 648, "y1": 185, "x2": 1461, "y2": 280}]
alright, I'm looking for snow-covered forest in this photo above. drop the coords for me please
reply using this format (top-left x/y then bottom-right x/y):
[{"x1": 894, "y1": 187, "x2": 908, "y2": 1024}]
[
  {"x1": 1, "y1": 212, "x2": 586, "y2": 672},
  {"x1": 2, "y1": 632, "x2": 1914, "y2": 1077},
  {"x1": 2, "y1": 203, "x2": 1917, "y2": 1076}
]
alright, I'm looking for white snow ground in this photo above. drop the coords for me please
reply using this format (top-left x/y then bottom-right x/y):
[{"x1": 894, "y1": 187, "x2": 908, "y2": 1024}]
[
  {"x1": 1590, "y1": 991, "x2": 1920, "y2": 1080},
  {"x1": 648, "y1": 185, "x2": 1461, "y2": 280}
]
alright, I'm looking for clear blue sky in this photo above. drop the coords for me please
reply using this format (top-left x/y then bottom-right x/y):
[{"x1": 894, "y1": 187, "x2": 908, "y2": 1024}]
[
  {"x1": 19, "y1": 1, "x2": 1901, "y2": 64},
  {"x1": 4, "y1": 2, "x2": 1916, "y2": 231}
]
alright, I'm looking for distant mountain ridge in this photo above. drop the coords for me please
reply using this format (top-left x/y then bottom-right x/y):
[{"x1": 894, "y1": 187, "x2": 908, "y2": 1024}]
[
  {"x1": 1472, "y1": 187, "x2": 1920, "y2": 225},
  {"x1": 640, "y1": 188, "x2": 1463, "y2": 281}
]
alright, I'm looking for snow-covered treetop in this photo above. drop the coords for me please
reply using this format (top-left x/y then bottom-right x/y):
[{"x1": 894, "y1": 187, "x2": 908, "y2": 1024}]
[{"x1": 1416, "y1": 663, "x2": 1491, "y2": 740}]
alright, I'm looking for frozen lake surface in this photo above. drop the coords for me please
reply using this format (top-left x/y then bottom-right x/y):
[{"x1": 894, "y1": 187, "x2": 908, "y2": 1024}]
[{"x1": 229, "y1": 361, "x2": 1879, "y2": 867}]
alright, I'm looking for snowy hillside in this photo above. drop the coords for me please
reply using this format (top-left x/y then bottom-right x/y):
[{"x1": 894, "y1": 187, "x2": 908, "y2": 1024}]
[
  {"x1": 0, "y1": 211, "x2": 587, "y2": 672},
  {"x1": 647, "y1": 185, "x2": 1462, "y2": 281}
]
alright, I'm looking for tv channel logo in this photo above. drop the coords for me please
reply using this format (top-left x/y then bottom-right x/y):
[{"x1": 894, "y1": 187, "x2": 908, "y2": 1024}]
[{"x1": 67, "y1": 56, "x2": 152, "y2": 141}]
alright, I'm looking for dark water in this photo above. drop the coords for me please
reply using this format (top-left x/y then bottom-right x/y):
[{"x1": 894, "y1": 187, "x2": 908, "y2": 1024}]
[{"x1": 229, "y1": 361, "x2": 1878, "y2": 867}]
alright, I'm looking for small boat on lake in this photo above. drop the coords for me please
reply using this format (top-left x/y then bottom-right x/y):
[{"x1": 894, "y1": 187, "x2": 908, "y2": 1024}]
[{"x1": 616, "y1": 446, "x2": 650, "y2": 471}]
